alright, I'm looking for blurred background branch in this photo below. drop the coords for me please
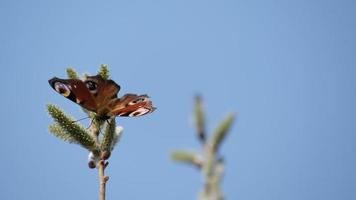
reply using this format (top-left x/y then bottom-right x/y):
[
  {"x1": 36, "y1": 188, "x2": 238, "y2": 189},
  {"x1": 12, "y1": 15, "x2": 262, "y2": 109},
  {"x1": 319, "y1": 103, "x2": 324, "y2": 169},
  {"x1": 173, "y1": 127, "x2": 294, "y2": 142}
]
[{"x1": 171, "y1": 95, "x2": 235, "y2": 200}]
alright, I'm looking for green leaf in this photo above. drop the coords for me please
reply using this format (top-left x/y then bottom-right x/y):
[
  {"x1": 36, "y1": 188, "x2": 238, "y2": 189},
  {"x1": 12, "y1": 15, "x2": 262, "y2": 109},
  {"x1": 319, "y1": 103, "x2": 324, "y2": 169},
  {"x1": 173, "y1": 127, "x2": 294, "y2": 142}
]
[
  {"x1": 210, "y1": 113, "x2": 235, "y2": 152},
  {"x1": 47, "y1": 104, "x2": 97, "y2": 151}
]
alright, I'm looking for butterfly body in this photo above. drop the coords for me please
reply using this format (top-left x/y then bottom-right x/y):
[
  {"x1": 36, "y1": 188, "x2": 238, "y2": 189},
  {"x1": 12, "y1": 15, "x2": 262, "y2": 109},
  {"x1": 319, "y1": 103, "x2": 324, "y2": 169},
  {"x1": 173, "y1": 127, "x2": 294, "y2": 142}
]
[{"x1": 49, "y1": 75, "x2": 155, "y2": 119}]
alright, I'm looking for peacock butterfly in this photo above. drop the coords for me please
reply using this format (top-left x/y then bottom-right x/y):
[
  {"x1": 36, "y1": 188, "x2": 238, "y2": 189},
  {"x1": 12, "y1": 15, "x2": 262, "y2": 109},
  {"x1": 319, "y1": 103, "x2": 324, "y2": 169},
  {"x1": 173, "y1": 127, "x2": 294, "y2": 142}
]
[{"x1": 48, "y1": 75, "x2": 155, "y2": 120}]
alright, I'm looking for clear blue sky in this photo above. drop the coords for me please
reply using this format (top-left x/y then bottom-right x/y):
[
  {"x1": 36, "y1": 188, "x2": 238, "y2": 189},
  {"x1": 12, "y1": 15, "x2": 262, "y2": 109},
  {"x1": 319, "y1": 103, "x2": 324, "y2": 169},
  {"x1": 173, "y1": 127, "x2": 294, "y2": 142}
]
[{"x1": 1, "y1": 0, "x2": 355, "y2": 199}]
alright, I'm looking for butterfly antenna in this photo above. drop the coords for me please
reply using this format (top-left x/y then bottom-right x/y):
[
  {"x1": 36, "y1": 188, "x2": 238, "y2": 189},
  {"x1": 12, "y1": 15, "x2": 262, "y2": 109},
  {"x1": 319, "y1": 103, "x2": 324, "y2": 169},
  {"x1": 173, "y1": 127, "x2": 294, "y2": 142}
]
[
  {"x1": 86, "y1": 118, "x2": 94, "y2": 129},
  {"x1": 72, "y1": 116, "x2": 90, "y2": 123},
  {"x1": 86, "y1": 118, "x2": 103, "y2": 133}
]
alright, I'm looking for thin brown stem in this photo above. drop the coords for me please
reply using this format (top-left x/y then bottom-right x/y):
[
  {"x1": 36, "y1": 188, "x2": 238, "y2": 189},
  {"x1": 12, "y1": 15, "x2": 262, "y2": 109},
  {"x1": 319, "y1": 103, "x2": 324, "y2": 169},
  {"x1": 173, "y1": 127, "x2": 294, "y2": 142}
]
[{"x1": 98, "y1": 160, "x2": 109, "y2": 200}]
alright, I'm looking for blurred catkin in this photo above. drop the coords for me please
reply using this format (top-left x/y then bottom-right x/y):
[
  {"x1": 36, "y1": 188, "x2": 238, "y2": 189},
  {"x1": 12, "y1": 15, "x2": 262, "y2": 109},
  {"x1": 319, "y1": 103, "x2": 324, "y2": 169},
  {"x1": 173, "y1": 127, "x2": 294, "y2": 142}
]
[{"x1": 171, "y1": 96, "x2": 235, "y2": 200}]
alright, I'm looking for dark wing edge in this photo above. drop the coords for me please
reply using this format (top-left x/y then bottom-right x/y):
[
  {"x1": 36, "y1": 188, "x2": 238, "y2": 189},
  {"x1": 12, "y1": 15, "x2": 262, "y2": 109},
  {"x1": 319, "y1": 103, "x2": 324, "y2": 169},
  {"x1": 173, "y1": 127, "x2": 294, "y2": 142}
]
[{"x1": 48, "y1": 77, "x2": 98, "y2": 112}]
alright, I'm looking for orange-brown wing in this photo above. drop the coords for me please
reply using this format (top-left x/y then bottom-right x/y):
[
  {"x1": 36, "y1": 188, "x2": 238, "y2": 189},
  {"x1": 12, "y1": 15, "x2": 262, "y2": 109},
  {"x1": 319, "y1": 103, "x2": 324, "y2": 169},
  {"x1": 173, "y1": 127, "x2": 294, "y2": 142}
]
[
  {"x1": 84, "y1": 75, "x2": 120, "y2": 108},
  {"x1": 107, "y1": 94, "x2": 156, "y2": 117},
  {"x1": 48, "y1": 77, "x2": 97, "y2": 112}
]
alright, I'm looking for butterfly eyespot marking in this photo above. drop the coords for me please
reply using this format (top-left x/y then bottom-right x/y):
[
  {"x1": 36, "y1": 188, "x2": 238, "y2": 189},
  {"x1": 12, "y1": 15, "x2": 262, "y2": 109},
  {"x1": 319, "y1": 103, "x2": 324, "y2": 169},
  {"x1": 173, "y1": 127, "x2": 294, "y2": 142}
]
[
  {"x1": 129, "y1": 108, "x2": 150, "y2": 117},
  {"x1": 54, "y1": 82, "x2": 71, "y2": 97},
  {"x1": 85, "y1": 81, "x2": 98, "y2": 93},
  {"x1": 129, "y1": 97, "x2": 147, "y2": 105}
]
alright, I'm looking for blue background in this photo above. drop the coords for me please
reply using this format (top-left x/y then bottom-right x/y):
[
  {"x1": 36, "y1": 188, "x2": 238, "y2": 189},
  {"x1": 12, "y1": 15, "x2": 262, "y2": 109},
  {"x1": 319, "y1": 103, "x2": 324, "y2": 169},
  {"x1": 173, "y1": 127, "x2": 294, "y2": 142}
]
[{"x1": 1, "y1": 0, "x2": 356, "y2": 199}]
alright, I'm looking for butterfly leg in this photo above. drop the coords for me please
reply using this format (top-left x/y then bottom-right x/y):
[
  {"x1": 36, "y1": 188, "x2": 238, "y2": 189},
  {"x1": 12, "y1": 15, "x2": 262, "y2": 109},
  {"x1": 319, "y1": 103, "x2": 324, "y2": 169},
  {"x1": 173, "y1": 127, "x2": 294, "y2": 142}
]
[{"x1": 106, "y1": 119, "x2": 111, "y2": 126}]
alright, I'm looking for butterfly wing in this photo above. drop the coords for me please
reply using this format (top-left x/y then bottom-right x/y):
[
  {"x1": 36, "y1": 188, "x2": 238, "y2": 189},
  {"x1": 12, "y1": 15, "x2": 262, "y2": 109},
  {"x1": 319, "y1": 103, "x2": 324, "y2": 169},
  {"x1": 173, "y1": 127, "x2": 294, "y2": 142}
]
[
  {"x1": 83, "y1": 75, "x2": 121, "y2": 116},
  {"x1": 48, "y1": 77, "x2": 97, "y2": 112},
  {"x1": 107, "y1": 94, "x2": 156, "y2": 117},
  {"x1": 84, "y1": 75, "x2": 120, "y2": 106},
  {"x1": 49, "y1": 75, "x2": 154, "y2": 118}
]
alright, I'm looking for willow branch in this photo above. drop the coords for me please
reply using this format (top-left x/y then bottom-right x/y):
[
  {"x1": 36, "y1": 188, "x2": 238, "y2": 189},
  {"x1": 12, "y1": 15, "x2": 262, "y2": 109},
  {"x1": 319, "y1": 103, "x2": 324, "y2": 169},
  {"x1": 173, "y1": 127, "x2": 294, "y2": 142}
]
[{"x1": 98, "y1": 160, "x2": 109, "y2": 200}]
